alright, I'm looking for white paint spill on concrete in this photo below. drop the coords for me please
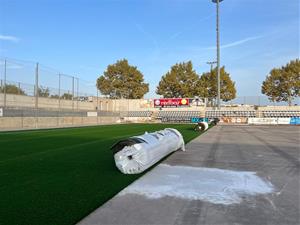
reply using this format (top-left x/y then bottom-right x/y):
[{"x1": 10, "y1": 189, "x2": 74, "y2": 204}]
[{"x1": 120, "y1": 164, "x2": 274, "y2": 205}]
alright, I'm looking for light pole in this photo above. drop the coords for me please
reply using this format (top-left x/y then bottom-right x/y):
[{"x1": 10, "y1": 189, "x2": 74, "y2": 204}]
[
  {"x1": 212, "y1": 0, "x2": 223, "y2": 109},
  {"x1": 207, "y1": 61, "x2": 217, "y2": 72},
  {"x1": 207, "y1": 61, "x2": 217, "y2": 107}
]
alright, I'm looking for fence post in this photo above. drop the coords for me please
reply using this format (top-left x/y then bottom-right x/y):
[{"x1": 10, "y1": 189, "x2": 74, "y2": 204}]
[
  {"x1": 35, "y1": 63, "x2": 39, "y2": 109},
  {"x1": 72, "y1": 76, "x2": 74, "y2": 111},
  {"x1": 3, "y1": 59, "x2": 7, "y2": 107},
  {"x1": 35, "y1": 63, "x2": 39, "y2": 128},
  {"x1": 58, "y1": 73, "x2": 61, "y2": 108},
  {"x1": 21, "y1": 109, "x2": 24, "y2": 128},
  {"x1": 127, "y1": 96, "x2": 129, "y2": 117},
  {"x1": 97, "y1": 89, "x2": 99, "y2": 124},
  {"x1": 76, "y1": 78, "x2": 79, "y2": 110},
  {"x1": 72, "y1": 76, "x2": 74, "y2": 125},
  {"x1": 58, "y1": 73, "x2": 61, "y2": 127}
]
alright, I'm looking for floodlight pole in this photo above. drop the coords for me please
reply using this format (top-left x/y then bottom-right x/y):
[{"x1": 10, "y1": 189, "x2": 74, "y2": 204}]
[
  {"x1": 212, "y1": 0, "x2": 223, "y2": 110},
  {"x1": 207, "y1": 61, "x2": 217, "y2": 108}
]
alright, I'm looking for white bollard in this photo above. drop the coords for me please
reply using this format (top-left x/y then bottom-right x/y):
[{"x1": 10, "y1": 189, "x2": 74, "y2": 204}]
[{"x1": 111, "y1": 128, "x2": 185, "y2": 174}]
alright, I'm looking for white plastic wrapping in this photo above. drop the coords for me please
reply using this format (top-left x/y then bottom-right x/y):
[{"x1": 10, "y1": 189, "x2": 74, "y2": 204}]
[
  {"x1": 201, "y1": 122, "x2": 209, "y2": 131},
  {"x1": 111, "y1": 128, "x2": 185, "y2": 174}
]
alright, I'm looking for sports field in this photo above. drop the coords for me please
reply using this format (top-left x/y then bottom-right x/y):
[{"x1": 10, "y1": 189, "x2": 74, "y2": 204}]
[{"x1": 0, "y1": 123, "x2": 201, "y2": 225}]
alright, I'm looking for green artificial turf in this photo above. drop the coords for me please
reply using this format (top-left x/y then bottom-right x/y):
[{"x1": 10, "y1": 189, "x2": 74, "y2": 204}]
[{"x1": 0, "y1": 123, "x2": 202, "y2": 225}]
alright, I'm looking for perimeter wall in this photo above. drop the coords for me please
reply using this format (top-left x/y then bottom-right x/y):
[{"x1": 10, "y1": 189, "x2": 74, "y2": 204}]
[{"x1": 0, "y1": 93, "x2": 299, "y2": 130}]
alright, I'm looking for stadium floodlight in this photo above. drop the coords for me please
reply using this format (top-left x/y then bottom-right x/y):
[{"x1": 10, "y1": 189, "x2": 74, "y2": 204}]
[
  {"x1": 111, "y1": 128, "x2": 185, "y2": 174},
  {"x1": 211, "y1": 0, "x2": 224, "y2": 109}
]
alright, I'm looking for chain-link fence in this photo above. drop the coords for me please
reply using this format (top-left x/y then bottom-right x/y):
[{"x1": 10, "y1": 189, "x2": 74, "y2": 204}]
[
  {"x1": 221, "y1": 96, "x2": 299, "y2": 107},
  {"x1": 1, "y1": 57, "x2": 299, "y2": 110},
  {"x1": 0, "y1": 58, "x2": 99, "y2": 110},
  {"x1": 0, "y1": 57, "x2": 299, "y2": 130},
  {"x1": 0, "y1": 58, "x2": 111, "y2": 129}
]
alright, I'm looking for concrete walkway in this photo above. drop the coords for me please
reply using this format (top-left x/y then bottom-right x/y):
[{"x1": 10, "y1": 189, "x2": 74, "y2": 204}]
[{"x1": 78, "y1": 125, "x2": 300, "y2": 225}]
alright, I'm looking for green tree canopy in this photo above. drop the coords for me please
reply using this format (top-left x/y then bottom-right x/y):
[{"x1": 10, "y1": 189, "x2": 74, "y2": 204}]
[
  {"x1": 156, "y1": 61, "x2": 199, "y2": 98},
  {"x1": 50, "y1": 94, "x2": 60, "y2": 99},
  {"x1": 61, "y1": 93, "x2": 73, "y2": 100},
  {"x1": 262, "y1": 59, "x2": 300, "y2": 106},
  {"x1": 38, "y1": 87, "x2": 50, "y2": 97},
  {"x1": 97, "y1": 59, "x2": 149, "y2": 99},
  {"x1": 0, "y1": 84, "x2": 26, "y2": 95},
  {"x1": 197, "y1": 66, "x2": 236, "y2": 102}
]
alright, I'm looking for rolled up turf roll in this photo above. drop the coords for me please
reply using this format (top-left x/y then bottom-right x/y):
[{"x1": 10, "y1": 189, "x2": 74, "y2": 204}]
[
  {"x1": 194, "y1": 121, "x2": 209, "y2": 131},
  {"x1": 111, "y1": 128, "x2": 185, "y2": 174},
  {"x1": 209, "y1": 118, "x2": 220, "y2": 126}
]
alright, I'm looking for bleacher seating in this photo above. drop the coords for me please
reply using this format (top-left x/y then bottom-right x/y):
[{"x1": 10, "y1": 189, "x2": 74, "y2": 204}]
[
  {"x1": 118, "y1": 110, "x2": 300, "y2": 120},
  {"x1": 157, "y1": 111, "x2": 201, "y2": 118},
  {"x1": 205, "y1": 110, "x2": 256, "y2": 118},
  {"x1": 128, "y1": 111, "x2": 152, "y2": 117},
  {"x1": 157, "y1": 111, "x2": 202, "y2": 123},
  {"x1": 98, "y1": 111, "x2": 120, "y2": 117},
  {"x1": 120, "y1": 111, "x2": 152, "y2": 117},
  {"x1": 262, "y1": 111, "x2": 300, "y2": 118}
]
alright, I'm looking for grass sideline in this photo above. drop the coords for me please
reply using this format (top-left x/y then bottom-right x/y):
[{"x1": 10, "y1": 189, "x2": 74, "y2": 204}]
[{"x1": 0, "y1": 123, "x2": 205, "y2": 225}]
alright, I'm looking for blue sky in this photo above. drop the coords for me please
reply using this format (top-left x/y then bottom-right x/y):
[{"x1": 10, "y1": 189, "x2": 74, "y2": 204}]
[{"x1": 0, "y1": 0, "x2": 299, "y2": 97}]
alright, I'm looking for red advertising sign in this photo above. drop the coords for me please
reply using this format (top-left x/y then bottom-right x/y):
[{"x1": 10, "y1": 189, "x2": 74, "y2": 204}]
[{"x1": 154, "y1": 98, "x2": 190, "y2": 108}]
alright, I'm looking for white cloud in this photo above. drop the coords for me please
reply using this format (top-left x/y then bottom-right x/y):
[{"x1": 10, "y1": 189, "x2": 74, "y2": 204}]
[
  {"x1": 0, "y1": 35, "x2": 20, "y2": 42},
  {"x1": 205, "y1": 35, "x2": 264, "y2": 50}
]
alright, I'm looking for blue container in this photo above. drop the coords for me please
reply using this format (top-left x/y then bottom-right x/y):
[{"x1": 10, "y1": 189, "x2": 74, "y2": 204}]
[
  {"x1": 290, "y1": 117, "x2": 300, "y2": 125},
  {"x1": 191, "y1": 117, "x2": 209, "y2": 123}
]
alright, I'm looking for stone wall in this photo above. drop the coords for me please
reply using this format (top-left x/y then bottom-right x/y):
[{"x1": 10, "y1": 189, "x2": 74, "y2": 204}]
[
  {"x1": 2, "y1": 93, "x2": 299, "y2": 112},
  {"x1": 0, "y1": 116, "x2": 120, "y2": 130},
  {"x1": 0, "y1": 93, "x2": 95, "y2": 110},
  {"x1": 1, "y1": 93, "x2": 299, "y2": 131}
]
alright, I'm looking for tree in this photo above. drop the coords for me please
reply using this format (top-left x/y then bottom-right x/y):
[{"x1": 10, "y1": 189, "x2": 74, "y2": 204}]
[
  {"x1": 38, "y1": 87, "x2": 50, "y2": 97},
  {"x1": 197, "y1": 66, "x2": 236, "y2": 103},
  {"x1": 61, "y1": 93, "x2": 73, "y2": 100},
  {"x1": 156, "y1": 61, "x2": 199, "y2": 98},
  {"x1": 262, "y1": 59, "x2": 300, "y2": 106},
  {"x1": 0, "y1": 84, "x2": 26, "y2": 95},
  {"x1": 97, "y1": 59, "x2": 149, "y2": 99},
  {"x1": 50, "y1": 94, "x2": 60, "y2": 99}
]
